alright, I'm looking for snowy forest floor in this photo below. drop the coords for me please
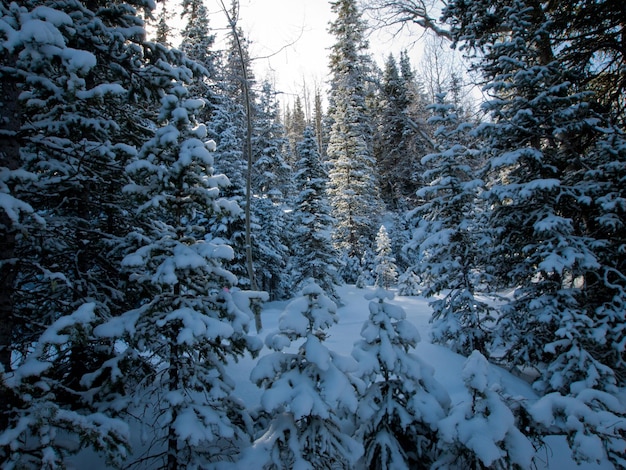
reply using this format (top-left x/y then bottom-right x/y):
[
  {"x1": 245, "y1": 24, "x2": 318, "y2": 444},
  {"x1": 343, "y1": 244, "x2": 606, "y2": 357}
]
[
  {"x1": 230, "y1": 284, "x2": 613, "y2": 470},
  {"x1": 74, "y1": 284, "x2": 614, "y2": 469}
]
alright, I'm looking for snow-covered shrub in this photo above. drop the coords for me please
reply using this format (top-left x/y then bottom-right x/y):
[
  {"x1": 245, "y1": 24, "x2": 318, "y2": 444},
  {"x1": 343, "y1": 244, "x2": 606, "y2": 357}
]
[
  {"x1": 0, "y1": 304, "x2": 129, "y2": 469},
  {"x1": 353, "y1": 288, "x2": 450, "y2": 468},
  {"x1": 397, "y1": 269, "x2": 421, "y2": 296},
  {"x1": 433, "y1": 351, "x2": 534, "y2": 469},
  {"x1": 374, "y1": 225, "x2": 399, "y2": 289},
  {"x1": 243, "y1": 281, "x2": 363, "y2": 469},
  {"x1": 528, "y1": 371, "x2": 626, "y2": 467}
]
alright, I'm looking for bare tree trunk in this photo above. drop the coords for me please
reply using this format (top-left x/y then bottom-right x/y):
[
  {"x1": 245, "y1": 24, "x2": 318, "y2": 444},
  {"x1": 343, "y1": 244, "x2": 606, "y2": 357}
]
[{"x1": 219, "y1": 0, "x2": 262, "y2": 331}]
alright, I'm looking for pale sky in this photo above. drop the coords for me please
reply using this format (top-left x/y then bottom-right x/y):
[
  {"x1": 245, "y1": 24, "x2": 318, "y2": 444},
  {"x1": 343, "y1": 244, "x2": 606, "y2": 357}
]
[
  {"x1": 170, "y1": 1, "x2": 428, "y2": 108},
  {"x1": 233, "y1": 1, "x2": 427, "y2": 102},
  {"x1": 235, "y1": 0, "x2": 335, "y2": 99}
]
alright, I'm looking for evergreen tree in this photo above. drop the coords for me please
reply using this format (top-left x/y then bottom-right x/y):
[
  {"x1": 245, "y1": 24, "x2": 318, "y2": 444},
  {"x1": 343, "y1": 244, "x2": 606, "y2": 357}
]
[
  {"x1": 212, "y1": 10, "x2": 258, "y2": 291},
  {"x1": 373, "y1": 225, "x2": 398, "y2": 289},
  {"x1": 252, "y1": 81, "x2": 291, "y2": 203},
  {"x1": 290, "y1": 126, "x2": 341, "y2": 300},
  {"x1": 546, "y1": 0, "x2": 626, "y2": 127},
  {"x1": 179, "y1": 0, "x2": 220, "y2": 124},
  {"x1": 376, "y1": 53, "x2": 429, "y2": 208},
  {"x1": 252, "y1": 195, "x2": 289, "y2": 299},
  {"x1": 249, "y1": 80, "x2": 291, "y2": 299},
  {"x1": 326, "y1": 0, "x2": 383, "y2": 268},
  {"x1": 154, "y1": 1, "x2": 173, "y2": 46},
  {"x1": 313, "y1": 87, "x2": 327, "y2": 159},
  {"x1": 408, "y1": 93, "x2": 493, "y2": 357},
  {"x1": 285, "y1": 95, "x2": 307, "y2": 168},
  {"x1": 352, "y1": 288, "x2": 450, "y2": 468},
  {"x1": 245, "y1": 282, "x2": 363, "y2": 469},
  {"x1": 206, "y1": 91, "x2": 249, "y2": 286},
  {"x1": 447, "y1": 0, "x2": 616, "y2": 389},
  {"x1": 93, "y1": 79, "x2": 261, "y2": 468},
  {"x1": 0, "y1": 0, "x2": 186, "y2": 464},
  {"x1": 371, "y1": 0, "x2": 626, "y2": 463},
  {"x1": 376, "y1": 54, "x2": 407, "y2": 207},
  {"x1": 434, "y1": 351, "x2": 534, "y2": 469},
  {"x1": 440, "y1": 0, "x2": 626, "y2": 463}
]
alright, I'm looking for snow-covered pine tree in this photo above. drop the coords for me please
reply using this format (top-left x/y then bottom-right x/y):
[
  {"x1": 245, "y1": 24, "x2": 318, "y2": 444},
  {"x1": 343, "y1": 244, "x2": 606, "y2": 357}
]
[
  {"x1": 376, "y1": 53, "x2": 411, "y2": 207},
  {"x1": 252, "y1": 81, "x2": 292, "y2": 204},
  {"x1": 252, "y1": 195, "x2": 289, "y2": 300},
  {"x1": 290, "y1": 126, "x2": 341, "y2": 301},
  {"x1": 546, "y1": 0, "x2": 626, "y2": 389},
  {"x1": 212, "y1": 13, "x2": 260, "y2": 292},
  {"x1": 407, "y1": 93, "x2": 493, "y2": 357},
  {"x1": 326, "y1": 0, "x2": 384, "y2": 270},
  {"x1": 313, "y1": 88, "x2": 327, "y2": 160},
  {"x1": 375, "y1": 52, "x2": 429, "y2": 209},
  {"x1": 245, "y1": 281, "x2": 363, "y2": 469},
  {"x1": 439, "y1": 0, "x2": 626, "y2": 464},
  {"x1": 397, "y1": 269, "x2": 421, "y2": 296},
  {"x1": 374, "y1": 225, "x2": 398, "y2": 289},
  {"x1": 457, "y1": 0, "x2": 615, "y2": 386},
  {"x1": 249, "y1": 81, "x2": 291, "y2": 299},
  {"x1": 0, "y1": 0, "x2": 187, "y2": 465},
  {"x1": 352, "y1": 288, "x2": 450, "y2": 468},
  {"x1": 354, "y1": 0, "x2": 626, "y2": 464},
  {"x1": 153, "y1": 0, "x2": 173, "y2": 47},
  {"x1": 284, "y1": 95, "x2": 307, "y2": 171},
  {"x1": 93, "y1": 78, "x2": 261, "y2": 468},
  {"x1": 206, "y1": 90, "x2": 249, "y2": 286},
  {"x1": 0, "y1": 304, "x2": 129, "y2": 468},
  {"x1": 355, "y1": 243, "x2": 376, "y2": 288},
  {"x1": 434, "y1": 351, "x2": 534, "y2": 469},
  {"x1": 179, "y1": 0, "x2": 220, "y2": 125}
]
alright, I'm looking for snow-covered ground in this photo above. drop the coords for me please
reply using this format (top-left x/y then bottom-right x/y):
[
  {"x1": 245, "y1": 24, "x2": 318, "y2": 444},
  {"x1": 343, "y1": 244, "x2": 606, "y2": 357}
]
[
  {"x1": 73, "y1": 284, "x2": 614, "y2": 469},
  {"x1": 230, "y1": 284, "x2": 613, "y2": 470}
]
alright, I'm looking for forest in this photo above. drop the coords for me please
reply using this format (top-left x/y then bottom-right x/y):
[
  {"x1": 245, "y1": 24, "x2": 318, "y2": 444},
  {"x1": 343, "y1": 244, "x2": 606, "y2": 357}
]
[{"x1": 0, "y1": 0, "x2": 624, "y2": 468}]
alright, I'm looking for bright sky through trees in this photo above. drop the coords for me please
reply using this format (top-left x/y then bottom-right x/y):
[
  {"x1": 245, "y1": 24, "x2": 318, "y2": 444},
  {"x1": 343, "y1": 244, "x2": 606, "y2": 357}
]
[{"x1": 202, "y1": 0, "x2": 425, "y2": 103}]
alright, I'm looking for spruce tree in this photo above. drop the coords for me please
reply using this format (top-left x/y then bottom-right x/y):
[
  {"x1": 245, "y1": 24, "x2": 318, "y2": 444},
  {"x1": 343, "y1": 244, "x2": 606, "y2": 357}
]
[
  {"x1": 93, "y1": 78, "x2": 261, "y2": 468},
  {"x1": 370, "y1": 0, "x2": 626, "y2": 463},
  {"x1": 285, "y1": 95, "x2": 307, "y2": 169},
  {"x1": 180, "y1": 0, "x2": 220, "y2": 125},
  {"x1": 326, "y1": 0, "x2": 384, "y2": 270},
  {"x1": 211, "y1": 13, "x2": 258, "y2": 291},
  {"x1": 290, "y1": 126, "x2": 341, "y2": 300},
  {"x1": 246, "y1": 281, "x2": 363, "y2": 469},
  {"x1": 352, "y1": 288, "x2": 450, "y2": 468},
  {"x1": 440, "y1": 0, "x2": 626, "y2": 463},
  {"x1": 206, "y1": 92, "x2": 249, "y2": 286},
  {"x1": 252, "y1": 80, "x2": 292, "y2": 203},
  {"x1": 249, "y1": 81, "x2": 291, "y2": 299},
  {"x1": 0, "y1": 0, "x2": 186, "y2": 465},
  {"x1": 408, "y1": 93, "x2": 493, "y2": 357},
  {"x1": 376, "y1": 53, "x2": 429, "y2": 208},
  {"x1": 154, "y1": 1, "x2": 173, "y2": 46},
  {"x1": 434, "y1": 351, "x2": 534, "y2": 469},
  {"x1": 373, "y1": 225, "x2": 398, "y2": 289}
]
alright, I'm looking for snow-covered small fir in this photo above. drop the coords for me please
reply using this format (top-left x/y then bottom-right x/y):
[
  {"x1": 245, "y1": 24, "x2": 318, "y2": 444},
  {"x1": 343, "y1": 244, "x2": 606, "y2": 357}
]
[
  {"x1": 290, "y1": 126, "x2": 341, "y2": 300},
  {"x1": 406, "y1": 92, "x2": 494, "y2": 357},
  {"x1": 434, "y1": 351, "x2": 534, "y2": 469},
  {"x1": 243, "y1": 281, "x2": 363, "y2": 469},
  {"x1": 373, "y1": 225, "x2": 398, "y2": 289},
  {"x1": 352, "y1": 288, "x2": 450, "y2": 468}
]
